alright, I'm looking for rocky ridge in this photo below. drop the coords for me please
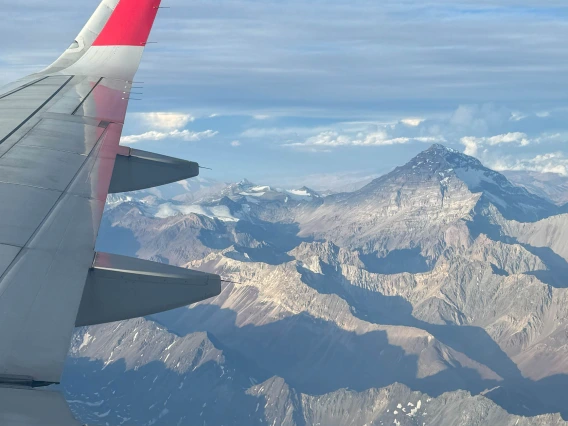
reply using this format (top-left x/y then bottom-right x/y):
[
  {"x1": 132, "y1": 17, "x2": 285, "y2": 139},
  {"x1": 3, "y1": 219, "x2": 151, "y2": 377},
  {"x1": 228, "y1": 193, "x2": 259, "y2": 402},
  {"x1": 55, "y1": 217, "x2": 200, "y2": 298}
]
[{"x1": 65, "y1": 145, "x2": 568, "y2": 425}]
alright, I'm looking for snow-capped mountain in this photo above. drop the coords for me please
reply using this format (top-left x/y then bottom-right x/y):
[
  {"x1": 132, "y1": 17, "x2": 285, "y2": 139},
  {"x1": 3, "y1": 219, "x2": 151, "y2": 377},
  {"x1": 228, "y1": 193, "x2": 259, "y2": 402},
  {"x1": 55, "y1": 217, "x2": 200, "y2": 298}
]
[
  {"x1": 217, "y1": 179, "x2": 321, "y2": 203},
  {"x1": 106, "y1": 176, "x2": 228, "y2": 206},
  {"x1": 399, "y1": 144, "x2": 559, "y2": 221},
  {"x1": 297, "y1": 144, "x2": 559, "y2": 265},
  {"x1": 105, "y1": 178, "x2": 321, "y2": 224},
  {"x1": 66, "y1": 145, "x2": 568, "y2": 425}
]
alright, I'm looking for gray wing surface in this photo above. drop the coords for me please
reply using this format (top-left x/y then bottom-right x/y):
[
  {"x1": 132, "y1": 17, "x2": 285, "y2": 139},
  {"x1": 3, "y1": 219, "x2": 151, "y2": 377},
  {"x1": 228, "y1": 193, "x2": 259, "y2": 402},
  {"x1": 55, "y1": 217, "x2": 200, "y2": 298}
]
[{"x1": 0, "y1": 1, "x2": 221, "y2": 424}]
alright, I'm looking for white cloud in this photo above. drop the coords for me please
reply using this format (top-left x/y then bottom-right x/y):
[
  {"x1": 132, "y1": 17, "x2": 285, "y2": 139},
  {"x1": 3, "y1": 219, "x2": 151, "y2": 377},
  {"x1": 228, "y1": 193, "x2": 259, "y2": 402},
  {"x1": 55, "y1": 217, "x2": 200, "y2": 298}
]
[
  {"x1": 414, "y1": 137, "x2": 444, "y2": 143},
  {"x1": 401, "y1": 118, "x2": 425, "y2": 127},
  {"x1": 285, "y1": 130, "x2": 444, "y2": 150},
  {"x1": 121, "y1": 129, "x2": 218, "y2": 144},
  {"x1": 241, "y1": 126, "x2": 329, "y2": 138},
  {"x1": 510, "y1": 111, "x2": 527, "y2": 122},
  {"x1": 491, "y1": 152, "x2": 568, "y2": 176},
  {"x1": 461, "y1": 137, "x2": 480, "y2": 156},
  {"x1": 139, "y1": 112, "x2": 195, "y2": 130},
  {"x1": 536, "y1": 111, "x2": 550, "y2": 118},
  {"x1": 303, "y1": 131, "x2": 359, "y2": 147},
  {"x1": 535, "y1": 133, "x2": 564, "y2": 143},
  {"x1": 9, "y1": 0, "x2": 568, "y2": 122},
  {"x1": 231, "y1": 140, "x2": 241, "y2": 147},
  {"x1": 460, "y1": 132, "x2": 530, "y2": 156},
  {"x1": 253, "y1": 115, "x2": 271, "y2": 120}
]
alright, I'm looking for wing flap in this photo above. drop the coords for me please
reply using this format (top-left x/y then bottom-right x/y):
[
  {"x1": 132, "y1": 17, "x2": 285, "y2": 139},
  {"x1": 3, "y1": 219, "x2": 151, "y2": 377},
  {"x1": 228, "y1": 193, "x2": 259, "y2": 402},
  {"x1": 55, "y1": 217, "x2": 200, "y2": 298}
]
[
  {"x1": 76, "y1": 252, "x2": 222, "y2": 327},
  {"x1": 0, "y1": 76, "x2": 72, "y2": 143},
  {"x1": 0, "y1": 145, "x2": 86, "y2": 191},
  {"x1": 0, "y1": 388, "x2": 82, "y2": 426},
  {"x1": 46, "y1": 76, "x2": 101, "y2": 115},
  {"x1": 0, "y1": 195, "x2": 105, "y2": 383},
  {"x1": 0, "y1": 111, "x2": 123, "y2": 384},
  {"x1": 0, "y1": 245, "x2": 20, "y2": 278},
  {"x1": 18, "y1": 119, "x2": 105, "y2": 155},
  {"x1": 0, "y1": 183, "x2": 60, "y2": 247}
]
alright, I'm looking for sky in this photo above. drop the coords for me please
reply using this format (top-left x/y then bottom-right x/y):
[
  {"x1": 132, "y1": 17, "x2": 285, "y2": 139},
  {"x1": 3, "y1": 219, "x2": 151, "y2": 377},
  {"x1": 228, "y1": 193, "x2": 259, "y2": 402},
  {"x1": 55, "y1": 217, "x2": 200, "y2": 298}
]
[{"x1": 1, "y1": 0, "x2": 568, "y2": 189}]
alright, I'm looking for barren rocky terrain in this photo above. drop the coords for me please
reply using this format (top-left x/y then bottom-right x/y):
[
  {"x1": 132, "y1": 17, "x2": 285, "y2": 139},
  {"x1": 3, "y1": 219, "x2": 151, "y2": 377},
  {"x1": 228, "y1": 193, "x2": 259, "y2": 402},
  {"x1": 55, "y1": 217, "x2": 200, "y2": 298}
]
[{"x1": 64, "y1": 145, "x2": 568, "y2": 425}]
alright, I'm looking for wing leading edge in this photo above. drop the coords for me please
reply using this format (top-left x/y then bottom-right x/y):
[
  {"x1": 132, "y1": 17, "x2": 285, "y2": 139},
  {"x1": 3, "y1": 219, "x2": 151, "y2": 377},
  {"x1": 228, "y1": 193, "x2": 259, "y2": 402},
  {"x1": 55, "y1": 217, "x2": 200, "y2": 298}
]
[{"x1": 0, "y1": 0, "x2": 221, "y2": 422}]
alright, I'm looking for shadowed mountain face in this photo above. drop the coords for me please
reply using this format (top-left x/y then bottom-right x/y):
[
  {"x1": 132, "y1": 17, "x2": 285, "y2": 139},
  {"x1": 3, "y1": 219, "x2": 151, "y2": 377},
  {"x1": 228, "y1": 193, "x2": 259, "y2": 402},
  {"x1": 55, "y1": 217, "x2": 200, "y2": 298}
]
[
  {"x1": 504, "y1": 170, "x2": 568, "y2": 207},
  {"x1": 64, "y1": 145, "x2": 568, "y2": 425}
]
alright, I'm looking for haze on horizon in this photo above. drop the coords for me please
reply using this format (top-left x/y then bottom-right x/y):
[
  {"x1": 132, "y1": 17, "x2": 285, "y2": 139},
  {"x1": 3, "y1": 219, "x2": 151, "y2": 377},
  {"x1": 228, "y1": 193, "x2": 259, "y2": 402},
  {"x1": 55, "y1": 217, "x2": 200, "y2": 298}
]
[{"x1": 3, "y1": 0, "x2": 568, "y2": 187}]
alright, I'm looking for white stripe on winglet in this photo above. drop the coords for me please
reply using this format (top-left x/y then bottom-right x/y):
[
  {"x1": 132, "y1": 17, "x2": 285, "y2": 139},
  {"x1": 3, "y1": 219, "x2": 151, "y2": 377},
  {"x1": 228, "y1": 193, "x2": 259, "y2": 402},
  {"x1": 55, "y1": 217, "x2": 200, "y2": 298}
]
[
  {"x1": 42, "y1": 0, "x2": 121, "y2": 74},
  {"x1": 61, "y1": 46, "x2": 145, "y2": 80}
]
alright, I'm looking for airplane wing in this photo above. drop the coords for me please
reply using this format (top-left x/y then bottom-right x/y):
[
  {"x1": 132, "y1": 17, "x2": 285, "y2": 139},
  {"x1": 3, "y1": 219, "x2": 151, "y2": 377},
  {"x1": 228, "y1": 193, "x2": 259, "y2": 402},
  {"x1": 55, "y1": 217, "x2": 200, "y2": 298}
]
[{"x1": 0, "y1": 1, "x2": 221, "y2": 424}]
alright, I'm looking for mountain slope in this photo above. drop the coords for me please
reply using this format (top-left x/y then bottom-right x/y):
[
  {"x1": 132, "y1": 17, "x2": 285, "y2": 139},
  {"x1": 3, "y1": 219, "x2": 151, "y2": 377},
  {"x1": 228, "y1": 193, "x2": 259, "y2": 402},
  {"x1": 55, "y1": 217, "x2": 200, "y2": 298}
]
[
  {"x1": 298, "y1": 145, "x2": 558, "y2": 257},
  {"x1": 504, "y1": 170, "x2": 568, "y2": 206},
  {"x1": 64, "y1": 144, "x2": 568, "y2": 425}
]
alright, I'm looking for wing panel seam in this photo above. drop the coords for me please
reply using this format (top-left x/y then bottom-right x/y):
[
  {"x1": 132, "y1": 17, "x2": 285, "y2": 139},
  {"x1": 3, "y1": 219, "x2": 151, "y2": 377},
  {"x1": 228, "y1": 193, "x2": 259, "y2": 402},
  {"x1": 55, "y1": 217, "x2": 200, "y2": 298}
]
[
  {"x1": 0, "y1": 180, "x2": 64, "y2": 194},
  {"x1": 40, "y1": 112, "x2": 102, "y2": 127},
  {"x1": 0, "y1": 76, "x2": 74, "y2": 145},
  {"x1": 14, "y1": 143, "x2": 90, "y2": 157},
  {"x1": 0, "y1": 119, "x2": 43, "y2": 160},
  {"x1": 72, "y1": 77, "x2": 104, "y2": 115},
  {"x1": 0, "y1": 77, "x2": 49, "y2": 101},
  {"x1": 0, "y1": 126, "x2": 111, "y2": 287}
]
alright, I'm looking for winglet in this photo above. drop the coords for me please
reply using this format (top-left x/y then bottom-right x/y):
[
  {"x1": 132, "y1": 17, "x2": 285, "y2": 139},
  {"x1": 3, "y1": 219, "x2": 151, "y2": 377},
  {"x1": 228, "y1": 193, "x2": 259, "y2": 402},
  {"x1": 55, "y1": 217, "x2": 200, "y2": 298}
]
[
  {"x1": 93, "y1": 0, "x2": 162, "y2": 46},
  {"x1": 41, "y1": 0, "x2": 119, "y2": 74},
  {"x1": 41, "y1": 0, "x2": 163, "y2": 80}
]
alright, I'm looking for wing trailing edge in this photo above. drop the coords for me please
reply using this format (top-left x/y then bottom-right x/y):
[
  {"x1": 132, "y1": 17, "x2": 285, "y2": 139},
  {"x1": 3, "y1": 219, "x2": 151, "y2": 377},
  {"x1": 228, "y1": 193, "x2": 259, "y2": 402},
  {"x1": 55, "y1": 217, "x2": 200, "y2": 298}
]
[{"x1": 0, "y1": 387, "x2": 81, "y2": 426}]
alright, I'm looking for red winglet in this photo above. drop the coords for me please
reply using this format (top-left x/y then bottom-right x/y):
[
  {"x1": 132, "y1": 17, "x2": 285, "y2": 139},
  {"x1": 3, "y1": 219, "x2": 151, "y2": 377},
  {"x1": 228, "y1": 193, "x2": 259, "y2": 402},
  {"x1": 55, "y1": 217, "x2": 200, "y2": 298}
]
[{"x1": 93, "y1": 0, "x2": 162, "y2": 46}]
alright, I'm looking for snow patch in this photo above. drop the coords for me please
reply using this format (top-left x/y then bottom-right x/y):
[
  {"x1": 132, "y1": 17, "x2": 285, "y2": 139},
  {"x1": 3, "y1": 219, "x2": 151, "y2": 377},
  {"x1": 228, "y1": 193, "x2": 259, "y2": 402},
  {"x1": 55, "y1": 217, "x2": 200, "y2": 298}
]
[
  {"x1": 95, "y1": 410, "x2": 111, "y2": 418},
  {"x1": 154, "y1": 203, "x2": 239, "y2": 222},
  {"x1": 79, "y1": 332, "x2": 92, "y2": 350}
]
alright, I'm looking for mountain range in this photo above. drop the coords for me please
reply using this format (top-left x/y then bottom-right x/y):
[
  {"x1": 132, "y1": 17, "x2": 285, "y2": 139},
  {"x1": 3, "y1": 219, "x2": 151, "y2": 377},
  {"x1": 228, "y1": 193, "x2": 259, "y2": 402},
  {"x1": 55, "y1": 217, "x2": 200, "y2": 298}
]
[{"x1": 62, "y1": 144, "x2": 568, "y2": 426}]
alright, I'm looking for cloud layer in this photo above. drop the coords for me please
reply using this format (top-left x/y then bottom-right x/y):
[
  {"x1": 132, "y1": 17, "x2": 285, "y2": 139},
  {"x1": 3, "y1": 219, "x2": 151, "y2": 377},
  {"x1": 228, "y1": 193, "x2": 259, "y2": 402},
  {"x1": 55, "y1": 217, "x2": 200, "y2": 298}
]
[
  {"x1": 6, "y1": 0, "x2": 568, "y2": 117},
  {"x1": 461, "y1": 132, "x2": 530, "y2": 156},
  {"x1": 492, "y1": 153, "x2": 568, "y2": 176},
  {"x1": 138, "y1": 112, "x2": 195, "y2": 130},
  {"x1": 4, "y1": 1, "x2": 567, "y2": 183},
  {"x1": 285, "y1": 130, "x2": 443, "y2": 150},
  {"x1": 121, "y1": 129, "x2": 218, "y2": 145}
]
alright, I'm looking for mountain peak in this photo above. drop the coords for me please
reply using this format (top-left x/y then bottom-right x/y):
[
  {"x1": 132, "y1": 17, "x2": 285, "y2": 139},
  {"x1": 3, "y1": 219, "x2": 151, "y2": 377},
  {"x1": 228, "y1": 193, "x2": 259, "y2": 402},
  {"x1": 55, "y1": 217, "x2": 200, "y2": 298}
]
[
  {"x1": 296, "y1": 186, "x2": 321, "y2": 196},
  {"x1": 357, "y1": 144, "x2": 558, "y2": 222},
  {"x1": 404, "y1": 145, "x2": 537, "y2": 196},
  {"x1": 425, "y1": 143, "x2": 459, "y2": 154},
  {"x1": 405, "y1": 144, "x2": 483, "y2": 176},
  {"x1": 420, "y1": 143, "x2": 475, "y2": 163}
]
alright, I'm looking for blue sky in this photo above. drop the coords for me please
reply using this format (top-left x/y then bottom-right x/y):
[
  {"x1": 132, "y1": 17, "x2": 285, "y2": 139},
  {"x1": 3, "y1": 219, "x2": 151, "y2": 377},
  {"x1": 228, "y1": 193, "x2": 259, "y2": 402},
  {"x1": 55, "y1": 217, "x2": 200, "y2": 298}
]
[{"x1": 2, "y1": 0, "x2": 568, "y2": 189}]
